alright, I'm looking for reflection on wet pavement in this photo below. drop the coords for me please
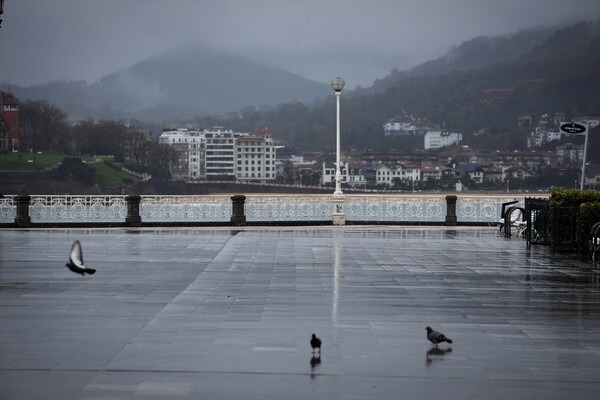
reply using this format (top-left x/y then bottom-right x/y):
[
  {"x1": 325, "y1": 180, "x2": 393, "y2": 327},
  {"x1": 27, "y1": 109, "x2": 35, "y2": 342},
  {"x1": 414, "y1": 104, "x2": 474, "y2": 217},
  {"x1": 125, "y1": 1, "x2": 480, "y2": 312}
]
[{"x1": 1, "y1": 227, "x2": 600, "y2": 399}]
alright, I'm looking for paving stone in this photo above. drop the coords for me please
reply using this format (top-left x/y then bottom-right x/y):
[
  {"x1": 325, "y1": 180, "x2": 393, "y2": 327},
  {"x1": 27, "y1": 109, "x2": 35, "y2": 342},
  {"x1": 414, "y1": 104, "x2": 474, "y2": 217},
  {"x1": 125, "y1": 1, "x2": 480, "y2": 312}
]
[{"x1": 1, "y1": 227, "x2": 600, "y2": 399}]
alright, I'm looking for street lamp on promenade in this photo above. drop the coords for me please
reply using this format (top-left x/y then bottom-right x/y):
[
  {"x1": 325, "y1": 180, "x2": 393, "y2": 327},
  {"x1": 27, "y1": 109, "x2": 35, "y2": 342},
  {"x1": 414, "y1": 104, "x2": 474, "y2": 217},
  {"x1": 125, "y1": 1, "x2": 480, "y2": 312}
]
[
  {"x1": 331, "y1": 77, "x2": 345, "y2": 198},
  {"x1": 331, "y1": 77, "x2": 345, "y2": 225}
]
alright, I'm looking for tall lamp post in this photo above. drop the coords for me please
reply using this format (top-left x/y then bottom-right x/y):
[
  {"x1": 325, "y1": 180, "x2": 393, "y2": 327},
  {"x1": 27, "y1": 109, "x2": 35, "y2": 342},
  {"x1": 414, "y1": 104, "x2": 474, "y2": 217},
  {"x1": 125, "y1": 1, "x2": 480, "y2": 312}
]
[
  {"x1": 331, "y1": 77, "x2": 345, "y2": 225},
  {"x1": 331, "y1": 77, "x2": 345, "y2": 198}
]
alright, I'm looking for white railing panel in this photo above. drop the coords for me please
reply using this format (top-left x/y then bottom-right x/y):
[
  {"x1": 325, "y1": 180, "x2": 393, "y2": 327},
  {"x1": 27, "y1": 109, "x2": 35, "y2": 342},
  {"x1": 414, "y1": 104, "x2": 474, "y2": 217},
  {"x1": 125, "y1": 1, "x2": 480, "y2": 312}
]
[
  {"x1": 456, "y1": 195, "x2": 525, "y2": 222},
  {"x1": 344, "y1": 195, "x2": 446, "y2": 221},
  {"x1": 245, "y1": 195, "x2": 333, "y2": 221},
  {"x1": 0, "y1": 195, "x2": 15, "y2": 221},
  {"x1": 28, "y1": 195, "x2": 127, "y2": 223},
  {"x1": 140, "y1": 195, "x2": 231, "y2": 222}
]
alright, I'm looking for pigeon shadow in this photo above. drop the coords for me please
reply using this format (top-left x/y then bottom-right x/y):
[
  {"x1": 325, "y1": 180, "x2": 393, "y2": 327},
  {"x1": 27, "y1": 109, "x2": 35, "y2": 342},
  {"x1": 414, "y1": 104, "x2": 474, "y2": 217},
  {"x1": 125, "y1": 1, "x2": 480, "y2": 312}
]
[
  {"x1": 310, "y1": 355, "x2": 321, "y2": 379},
  {"x1": 426, "y1": 346, "x2": 452, "y2": 366}
]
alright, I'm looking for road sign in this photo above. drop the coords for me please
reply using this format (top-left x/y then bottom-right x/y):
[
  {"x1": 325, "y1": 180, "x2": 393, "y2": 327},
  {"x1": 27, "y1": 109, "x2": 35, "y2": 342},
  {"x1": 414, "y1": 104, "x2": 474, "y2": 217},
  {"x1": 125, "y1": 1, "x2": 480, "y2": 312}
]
[{"x1": 560, "y1": 122, "x2": 587, "y2": 135}]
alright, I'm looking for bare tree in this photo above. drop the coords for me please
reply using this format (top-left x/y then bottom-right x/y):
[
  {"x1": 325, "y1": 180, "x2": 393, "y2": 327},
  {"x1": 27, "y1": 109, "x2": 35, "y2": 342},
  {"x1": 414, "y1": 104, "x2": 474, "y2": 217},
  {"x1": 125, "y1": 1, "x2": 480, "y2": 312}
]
[
  {"x1": 19, "y1": 100, "x2": 70, "y2": 152},
  {"x1": 121, "y1": 129, "x2": 152, "y2": 165},
  {"x1": 147, "y1": 143, "x2": 177, "y2": 179},
  {"x1": 73, "y1": 120, "x2": 127, "y2": 157}
]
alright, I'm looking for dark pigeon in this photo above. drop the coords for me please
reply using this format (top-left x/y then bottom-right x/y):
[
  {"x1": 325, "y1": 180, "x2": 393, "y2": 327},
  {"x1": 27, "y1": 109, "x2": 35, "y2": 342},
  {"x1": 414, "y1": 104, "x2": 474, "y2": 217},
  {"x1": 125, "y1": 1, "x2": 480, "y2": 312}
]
[
  {"x1": 426, "y1": 326, "x2": 453, "y2": 345},
  {"x1": 65, "y1": 240, "x2": 96, "y2": 276},
  {"x1": 310, "y1": 333, "x2": 321, "y2": 353}
]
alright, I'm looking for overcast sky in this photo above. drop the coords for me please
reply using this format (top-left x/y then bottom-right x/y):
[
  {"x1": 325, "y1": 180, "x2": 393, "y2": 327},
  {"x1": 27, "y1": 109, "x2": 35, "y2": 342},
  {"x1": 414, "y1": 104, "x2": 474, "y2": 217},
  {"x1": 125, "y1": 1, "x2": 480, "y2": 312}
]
[{"x1": 1, "y1": 0, "x2": 600, "y2": 88}]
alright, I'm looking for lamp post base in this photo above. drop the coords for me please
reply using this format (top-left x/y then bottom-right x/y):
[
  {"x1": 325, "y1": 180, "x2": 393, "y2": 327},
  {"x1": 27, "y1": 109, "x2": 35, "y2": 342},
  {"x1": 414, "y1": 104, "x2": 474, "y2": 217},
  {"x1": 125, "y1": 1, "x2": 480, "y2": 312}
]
[
  {"x1": 332, "y1": 198, "x2": 345, "y2": 225},
  {"x1": 332, "y1": 212, "x2": 346, "y2": 225}
]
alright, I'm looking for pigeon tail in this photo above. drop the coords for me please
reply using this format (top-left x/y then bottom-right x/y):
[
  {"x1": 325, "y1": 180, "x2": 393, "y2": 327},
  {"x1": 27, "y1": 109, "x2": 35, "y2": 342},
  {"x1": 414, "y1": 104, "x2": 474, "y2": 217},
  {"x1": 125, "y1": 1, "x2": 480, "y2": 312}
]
[{"x1": 86, "y1": 269, "x2": 97, "y2": 275}]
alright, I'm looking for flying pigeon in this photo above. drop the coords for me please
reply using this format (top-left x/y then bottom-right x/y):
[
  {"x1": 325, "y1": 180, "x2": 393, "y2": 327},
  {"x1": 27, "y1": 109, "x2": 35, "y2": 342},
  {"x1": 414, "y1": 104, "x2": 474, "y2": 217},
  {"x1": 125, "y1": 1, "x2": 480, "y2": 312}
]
[
  {"x1": 65, "y1": 240, "x2": 96, "y2": 276},
  {"x1": 426, "y1": 326, "x2": 453, "y2": 346},
  {"x1": 310, "y1": 333, "x2": 321, "y2": 354}
]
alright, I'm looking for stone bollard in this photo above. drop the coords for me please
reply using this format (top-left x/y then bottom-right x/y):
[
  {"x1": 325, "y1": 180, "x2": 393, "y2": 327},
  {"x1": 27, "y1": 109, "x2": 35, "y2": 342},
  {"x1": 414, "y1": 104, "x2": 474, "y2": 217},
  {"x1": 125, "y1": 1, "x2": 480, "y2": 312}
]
[
  {"x1": 445, "y1": 195, "x2": 458, "y2": 226},
  {"x1": 231, "y1": 195, "x2": 247, "y2": 226},
  {"x1": 14, "y1": 195, "x2": 32, "y2": 228},
  {"x1": 126, "y1": 195, "x2": 142, "y2": 227}
]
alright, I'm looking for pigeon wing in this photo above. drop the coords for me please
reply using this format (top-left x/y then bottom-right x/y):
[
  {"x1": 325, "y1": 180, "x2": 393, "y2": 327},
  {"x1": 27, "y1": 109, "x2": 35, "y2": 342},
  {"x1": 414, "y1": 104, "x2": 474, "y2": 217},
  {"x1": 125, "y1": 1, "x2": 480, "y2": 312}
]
[
  {"x1": 69, "y1": 241, "x2": 85, "y2": 268},
  {"x1": 428, "y1": 330, "x2": 443, "y2": 343}
]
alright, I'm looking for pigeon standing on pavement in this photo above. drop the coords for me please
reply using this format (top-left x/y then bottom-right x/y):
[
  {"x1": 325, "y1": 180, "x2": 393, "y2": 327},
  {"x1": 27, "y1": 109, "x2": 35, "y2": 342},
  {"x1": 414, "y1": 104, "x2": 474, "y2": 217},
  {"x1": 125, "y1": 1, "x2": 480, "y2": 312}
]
[
  {"x1": 426, "y1": 326, "x2": 453, "y2": 346},
  {"x1": 65, "y1": 240, "x2": 96, "y2": 276},
  {"x1": 310, "y1": 333, "x2": 321, "y2": 354}
]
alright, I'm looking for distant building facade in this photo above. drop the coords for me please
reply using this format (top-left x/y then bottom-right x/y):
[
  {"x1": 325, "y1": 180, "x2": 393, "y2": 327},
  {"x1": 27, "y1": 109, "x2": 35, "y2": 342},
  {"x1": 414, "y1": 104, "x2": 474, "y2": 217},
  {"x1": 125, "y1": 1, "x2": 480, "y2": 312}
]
[
  {"x1": 424, "y1": 131, "x2": 462, "y2": 150},
  {"x1": 375, "y1": 162, "x2": 420, "y2": 186},
  {"x1": 0, "y1": 91, "x2": 21, "y2": 151},
  {"x1": 204, "y1": 128, "x2": 237, "y2": 180},
  {"x1": 158, "y1": 129, "x2": 206, "y2": 180},
  {"x1": 235, "y1": 129, "x2": 279, "y2": 183},
  {"x1": 383, "y1": 116, "x2": 436, "y2": 136},
  {"x1": 556, "y1": 143, "x2": 584, "y2": 165}
]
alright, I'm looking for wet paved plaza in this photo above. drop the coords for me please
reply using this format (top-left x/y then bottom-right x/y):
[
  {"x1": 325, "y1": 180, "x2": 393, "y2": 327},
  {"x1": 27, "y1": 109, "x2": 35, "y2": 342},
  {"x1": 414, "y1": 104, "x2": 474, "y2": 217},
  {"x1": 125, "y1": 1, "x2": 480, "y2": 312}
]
[{"x1": 1, "y1": 226, "x2": 600, "y2": 399}]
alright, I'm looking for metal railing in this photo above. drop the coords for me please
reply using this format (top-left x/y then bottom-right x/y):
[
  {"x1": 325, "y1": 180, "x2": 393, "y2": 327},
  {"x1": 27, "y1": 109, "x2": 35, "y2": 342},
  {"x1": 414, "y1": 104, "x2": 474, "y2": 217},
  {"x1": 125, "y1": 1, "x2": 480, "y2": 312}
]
[
  {"x1": 28, "y1": 195, "x2": 127, "y2": 223},
  {"x1": 0, "y1": 193, "x2": 537, "y2": 226}
]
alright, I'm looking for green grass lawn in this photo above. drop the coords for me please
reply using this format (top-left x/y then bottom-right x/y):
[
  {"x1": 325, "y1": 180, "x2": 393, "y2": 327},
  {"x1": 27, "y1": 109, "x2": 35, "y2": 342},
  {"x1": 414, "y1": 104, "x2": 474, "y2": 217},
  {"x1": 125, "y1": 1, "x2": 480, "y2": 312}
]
[
  {"x1": 0, "y1": 152, "x2": 140, "y2": 185},
  {"x1": 90, "y1": 160, "x2": 140, "y2": 185},
  {"x1": 0, "y1": 152, "x2": 67, "y2": 170}
]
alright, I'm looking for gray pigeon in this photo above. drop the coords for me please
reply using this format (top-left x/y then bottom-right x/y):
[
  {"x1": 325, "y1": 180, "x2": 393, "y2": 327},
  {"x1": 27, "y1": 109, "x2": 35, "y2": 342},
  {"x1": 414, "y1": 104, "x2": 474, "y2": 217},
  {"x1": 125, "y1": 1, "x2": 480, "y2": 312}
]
[
  {"x1": 426, "y1": 326, "x2": 452, "y2": 345},
  {"x1": 310, "y1": 333, "x2": 321, "y2": 354},
  {"x1": 65, "y1": 241, "x2": 96, "y2": 276}
]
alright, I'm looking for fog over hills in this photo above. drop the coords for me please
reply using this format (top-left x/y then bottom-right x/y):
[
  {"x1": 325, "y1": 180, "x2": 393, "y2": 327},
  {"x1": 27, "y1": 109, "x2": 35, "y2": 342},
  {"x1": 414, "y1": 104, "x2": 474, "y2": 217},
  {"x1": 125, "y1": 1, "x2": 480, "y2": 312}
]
[
  {"x1": 3, "y1": 44, "x2": 330, "y2": 121},
  {"x1": 365, "y1": 25, "x2": 558, "y2": 93},
  {"x1": 3, "y1": 21, "x2": 599, "y2": 125}
]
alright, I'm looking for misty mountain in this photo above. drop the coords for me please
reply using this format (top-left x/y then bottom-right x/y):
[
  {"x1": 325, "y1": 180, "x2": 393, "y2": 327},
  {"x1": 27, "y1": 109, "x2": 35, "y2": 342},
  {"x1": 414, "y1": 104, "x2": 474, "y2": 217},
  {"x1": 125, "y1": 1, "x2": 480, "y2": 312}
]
[
  {"x1": 367, "y1": 25, "x2": 557, "y2": 93},
  {"x1": 3, "y1": 44, "x2": 330, "y2": 121}
]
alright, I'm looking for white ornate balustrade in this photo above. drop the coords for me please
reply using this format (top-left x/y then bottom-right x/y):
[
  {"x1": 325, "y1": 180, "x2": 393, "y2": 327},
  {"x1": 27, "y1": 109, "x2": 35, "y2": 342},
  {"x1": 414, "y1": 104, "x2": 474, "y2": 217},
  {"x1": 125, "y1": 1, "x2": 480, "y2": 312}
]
[
  {"x1": 0, "y1": 196, "x2": 15, "y2": 220},
  {"x1": 0, "y1": 194, "x2": 536, "y2": 224},
  {"x1": 140, "y1": 195, "x2": 231, "y2": 222},
  {"x1": 28, "y1": 195, "x2": 127, "y2": 223},
  {"x1": 456, "y1": 195, "x2": 517, "y2": 222}
]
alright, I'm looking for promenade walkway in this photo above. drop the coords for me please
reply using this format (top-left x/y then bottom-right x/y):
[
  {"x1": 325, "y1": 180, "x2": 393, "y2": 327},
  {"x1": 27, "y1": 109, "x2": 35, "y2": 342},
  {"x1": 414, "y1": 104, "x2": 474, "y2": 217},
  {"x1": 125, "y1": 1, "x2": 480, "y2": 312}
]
[{"x1": 1, "y1": 227, "x2": 599, "y2": 399}]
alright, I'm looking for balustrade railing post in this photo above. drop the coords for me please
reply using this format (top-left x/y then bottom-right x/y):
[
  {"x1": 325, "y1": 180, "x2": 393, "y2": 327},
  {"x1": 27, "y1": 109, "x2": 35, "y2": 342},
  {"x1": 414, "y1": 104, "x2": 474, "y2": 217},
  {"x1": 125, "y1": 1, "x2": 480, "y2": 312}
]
[
  {"x1": 126, "y1": 195, "x2": 142, "y2": 227},
  {"x1": 445, "y1": 195, "x2": 458, "y2": 226},
  {"x1": 231, "y1": 195, "x2": 246, "y2": 226},
  {"x1": 14, "y1": 195, "x2": 32, "y2": 227}
]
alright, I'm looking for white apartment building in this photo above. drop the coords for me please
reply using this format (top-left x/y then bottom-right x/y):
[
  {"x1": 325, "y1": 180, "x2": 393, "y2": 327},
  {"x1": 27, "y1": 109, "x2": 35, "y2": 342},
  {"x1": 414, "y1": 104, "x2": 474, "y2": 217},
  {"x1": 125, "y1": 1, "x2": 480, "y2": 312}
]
[
  {"x1": 424, "y1": 131, "x2": 463, "y2": 150},
  {"x1": 158, "y1": 129, "x2": 205, "y2": 180},
  {"x1": 383, "y1": 116, "x2": 435, "y2": 136},
  {"x1": 204, "y1": 128, "x2": 238, "y2": 179},
  {"x1": 527, "y1": 128, "x2": 562, "y2": 148},
  {"x1": 375, "y1": 163, "x2": 420, "y2": 186},
  {"x1": 321, "y1": 162, "x2": 370, "y2": 187},
  {"x1": 235, "y1": 129, "x2": 279, "y2": 182}
]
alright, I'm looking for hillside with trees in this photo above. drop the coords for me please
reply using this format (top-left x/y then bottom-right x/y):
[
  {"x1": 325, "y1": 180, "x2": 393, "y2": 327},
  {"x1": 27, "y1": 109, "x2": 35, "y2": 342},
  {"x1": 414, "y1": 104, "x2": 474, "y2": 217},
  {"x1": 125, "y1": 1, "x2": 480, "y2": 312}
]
[
  {"x1": 189, "y1": 21, "x2": 600, "y2": 154},
  {"x1": 2, "y1": 44, "x2": 330, "y2": 121}
]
